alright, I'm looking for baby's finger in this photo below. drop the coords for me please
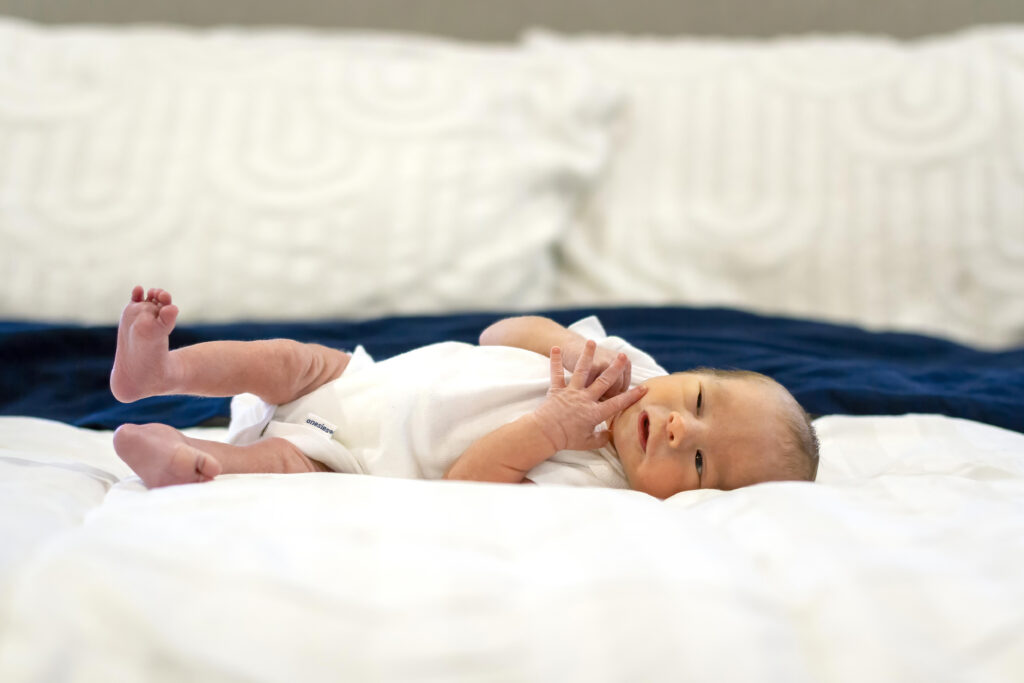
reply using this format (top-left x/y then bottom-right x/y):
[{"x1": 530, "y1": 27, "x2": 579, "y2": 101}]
[
  {"x1": 600, "y1": 385, "x2": 648, "y2": 420},
  {"x1": 570, "y1": 340, "x2": 597, "y2": 389},
  {"x1": 549, "y1": 346, "x2": 566, "y2": 390},
  {"x1": 601, "y1": 357, "x2": 632, "y2": 400},
  {"x1": 586, "y1": 352, "x2": 629, "y2": 398}
]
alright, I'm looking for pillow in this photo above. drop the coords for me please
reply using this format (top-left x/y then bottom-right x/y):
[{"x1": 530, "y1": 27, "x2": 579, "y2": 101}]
[
  {"x1": 528, "y1": 27, "x2": 1024, "y2": 348},
  {"x1": 0, "y1": 18, "x2": 617, "y2": 323}
]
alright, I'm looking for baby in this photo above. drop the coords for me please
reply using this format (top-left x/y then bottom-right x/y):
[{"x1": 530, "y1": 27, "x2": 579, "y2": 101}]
[{"x1": 111, "y1": 286, "x2": 819, "y2": 497}]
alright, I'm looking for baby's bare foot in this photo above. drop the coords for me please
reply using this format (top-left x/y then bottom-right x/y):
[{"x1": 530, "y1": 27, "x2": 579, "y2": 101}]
[
  {"x1": 110, "y1": 286, "x2": 180, "y2": 402},
  {"x1": 113, "y1": 423, "x2": 222, "y2": 488}
]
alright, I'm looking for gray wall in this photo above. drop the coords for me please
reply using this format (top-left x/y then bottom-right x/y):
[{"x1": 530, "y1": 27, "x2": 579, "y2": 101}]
[{"x1": 2, "y1": 0, "x2": 1021, "y2": 39}]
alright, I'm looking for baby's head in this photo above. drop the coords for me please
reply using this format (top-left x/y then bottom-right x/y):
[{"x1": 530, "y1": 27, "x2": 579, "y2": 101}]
[{"x1": 609, "y1": 369, "x2": 819, "y2": 498}]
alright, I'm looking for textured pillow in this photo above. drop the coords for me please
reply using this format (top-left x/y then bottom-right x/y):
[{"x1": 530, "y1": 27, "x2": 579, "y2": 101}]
[
  {"x1": 529, "y1": 27, "x2": 1024, "y2": 348},
  {"x1": 0, "y1": 19, "x2": 616, "y2": 323}
]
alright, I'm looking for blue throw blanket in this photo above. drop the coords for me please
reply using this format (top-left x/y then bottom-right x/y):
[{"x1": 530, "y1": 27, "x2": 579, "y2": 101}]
[{"x1": 2, "y1": 306, "x2": 1023, "y2": 434}]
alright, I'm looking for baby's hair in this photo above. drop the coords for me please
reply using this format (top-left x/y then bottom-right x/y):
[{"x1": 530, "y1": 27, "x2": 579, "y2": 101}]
[{"x1": 690, "y1": 368, "x2": 820, "y2": 482}]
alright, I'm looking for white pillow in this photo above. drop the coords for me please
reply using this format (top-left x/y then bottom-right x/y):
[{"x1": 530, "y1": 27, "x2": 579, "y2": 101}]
[
  {"x1": 0, "y1": 19, "x2": 616, "y2": 323},
  {"x1": 528, "y1": 27, "x2": 1024, "y2": 348}
]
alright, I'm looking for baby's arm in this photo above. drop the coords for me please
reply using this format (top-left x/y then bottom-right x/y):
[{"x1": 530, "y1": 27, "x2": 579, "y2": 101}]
[
  {"x1": 444, "y1": 341, "x2": 646, "y2": 484},
  {"x1": 479, "y1": 316, "x2": 631, "y2": 398}
]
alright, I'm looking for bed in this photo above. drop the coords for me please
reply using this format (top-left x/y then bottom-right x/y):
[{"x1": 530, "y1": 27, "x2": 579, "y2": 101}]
[{"x1": 2, "y1": 10, "x2": 1024, "y2": 682}]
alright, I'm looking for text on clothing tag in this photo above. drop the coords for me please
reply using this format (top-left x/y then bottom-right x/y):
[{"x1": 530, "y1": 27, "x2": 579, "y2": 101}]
[{"x1": 305, "y1": 413, "x2": 336, "y2": 438}]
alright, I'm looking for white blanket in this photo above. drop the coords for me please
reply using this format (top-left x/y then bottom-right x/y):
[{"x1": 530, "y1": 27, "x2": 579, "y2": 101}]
[{"x1": 1, "y1": 414, "x2": 1022, "y2": 681}]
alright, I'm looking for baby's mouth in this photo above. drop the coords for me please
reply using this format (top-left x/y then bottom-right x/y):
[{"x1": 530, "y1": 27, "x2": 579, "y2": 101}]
[{"x1": 638, "y1": 411, "x2": 650, "y2": 453}]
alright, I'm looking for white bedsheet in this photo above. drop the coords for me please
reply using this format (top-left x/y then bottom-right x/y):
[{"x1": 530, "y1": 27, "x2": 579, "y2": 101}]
[{"x1": 1, "y1": 414, "x2": 1022, "y2": 681}]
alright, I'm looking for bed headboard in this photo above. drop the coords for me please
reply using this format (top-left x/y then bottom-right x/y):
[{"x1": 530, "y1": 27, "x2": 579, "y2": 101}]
[{"x1": 2, "y1": 0, "x2": 1022, "y2": 38}]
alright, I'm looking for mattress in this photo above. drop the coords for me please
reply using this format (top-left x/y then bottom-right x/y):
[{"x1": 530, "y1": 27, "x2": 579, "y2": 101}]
[
  {"x1": 2, "y1": 304, "x2": 1024, "y2": 680},
  {"x1": 1, "y1": 413, "x2": 1022, "y2": 681}
]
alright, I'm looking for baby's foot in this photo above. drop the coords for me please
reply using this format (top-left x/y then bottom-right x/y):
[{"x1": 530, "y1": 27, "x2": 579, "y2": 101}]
[
  {"x1": 113, "y1": 423, "x2": 222, "y2": 488},
  {"x1": 110, "y1": 286, "x2": 180, "y2": 402}
]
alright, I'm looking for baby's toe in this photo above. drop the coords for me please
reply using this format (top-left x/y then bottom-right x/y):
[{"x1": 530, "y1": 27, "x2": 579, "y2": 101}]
[
  {"x1": 194, "y1": 450, "x2": 222, "y2": 482},
  {"x1": 157, "y1": 304, "x2": 179, "y2": 328}
]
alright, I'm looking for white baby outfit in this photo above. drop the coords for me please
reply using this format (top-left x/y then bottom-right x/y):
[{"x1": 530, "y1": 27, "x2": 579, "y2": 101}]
[{"x1": 226, "y1": 317, "x2": 667, "y2": 487}]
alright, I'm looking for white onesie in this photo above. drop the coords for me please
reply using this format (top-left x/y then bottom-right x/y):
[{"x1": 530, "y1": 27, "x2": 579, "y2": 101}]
[{"x1": 226, "y1": 316, "x2": 667, "y2": 488}]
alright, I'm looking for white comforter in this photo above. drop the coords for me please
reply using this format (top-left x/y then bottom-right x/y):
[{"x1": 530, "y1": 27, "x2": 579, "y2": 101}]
[{"x1": 1, "y1": 414, "x2": 1022, "y2": 681}]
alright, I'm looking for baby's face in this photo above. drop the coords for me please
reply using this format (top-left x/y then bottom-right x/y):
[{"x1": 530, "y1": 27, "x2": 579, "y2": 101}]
[{"x1": 609, "y1": 371, "x2": 792, "y2": 498}]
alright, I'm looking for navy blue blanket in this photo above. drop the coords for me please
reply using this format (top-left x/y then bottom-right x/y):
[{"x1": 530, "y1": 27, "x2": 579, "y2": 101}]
[{"x1": 2, "y1": 306, "x2": 1022, "y2": 434}]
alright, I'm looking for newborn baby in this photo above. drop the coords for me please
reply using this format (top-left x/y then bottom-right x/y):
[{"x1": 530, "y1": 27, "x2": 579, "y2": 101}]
[{"x1": 111, "y1": 286, "x2": 818, "y2": 496}]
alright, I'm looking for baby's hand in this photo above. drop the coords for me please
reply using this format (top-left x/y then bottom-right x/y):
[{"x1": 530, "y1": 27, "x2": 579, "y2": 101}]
[
  {"x1": 533, "y1": 340, "x2": 647, "y2": 452},
  {"x1": 562, "y1": 338, "x2": 632, "y2": 400}
]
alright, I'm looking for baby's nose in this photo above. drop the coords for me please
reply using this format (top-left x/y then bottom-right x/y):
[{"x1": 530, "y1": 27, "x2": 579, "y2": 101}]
[{"x1": 666, "y1": 411, "x2": 689, "y2": 448}]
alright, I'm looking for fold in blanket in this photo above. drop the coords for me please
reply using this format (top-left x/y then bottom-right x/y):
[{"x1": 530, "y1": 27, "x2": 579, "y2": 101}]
[{"x1": 2, "y1": 306, "x2": 1023, "y2": 433}]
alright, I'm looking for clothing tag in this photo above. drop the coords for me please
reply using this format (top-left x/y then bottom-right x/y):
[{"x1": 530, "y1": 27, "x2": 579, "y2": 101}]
[{"x1": 304, "y1": 413, "x2": 336, "y2": 438}]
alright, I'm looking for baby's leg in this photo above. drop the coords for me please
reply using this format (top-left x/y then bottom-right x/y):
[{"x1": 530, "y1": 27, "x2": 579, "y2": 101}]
[
  {"x1": 110, "y1": 286, "x2": 350, "y2": 404},
  {"x1": 113, "y1": 423, "x2": 328, "y2": 488}
]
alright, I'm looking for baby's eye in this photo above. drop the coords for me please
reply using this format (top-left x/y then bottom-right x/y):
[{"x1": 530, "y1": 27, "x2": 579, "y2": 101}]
[
  {"x1": 696, "y1": 386, "x2": 703, "y2": 412},
  {"x1": 695, "y1": 450, "x2": 704, "y2": 477}
]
